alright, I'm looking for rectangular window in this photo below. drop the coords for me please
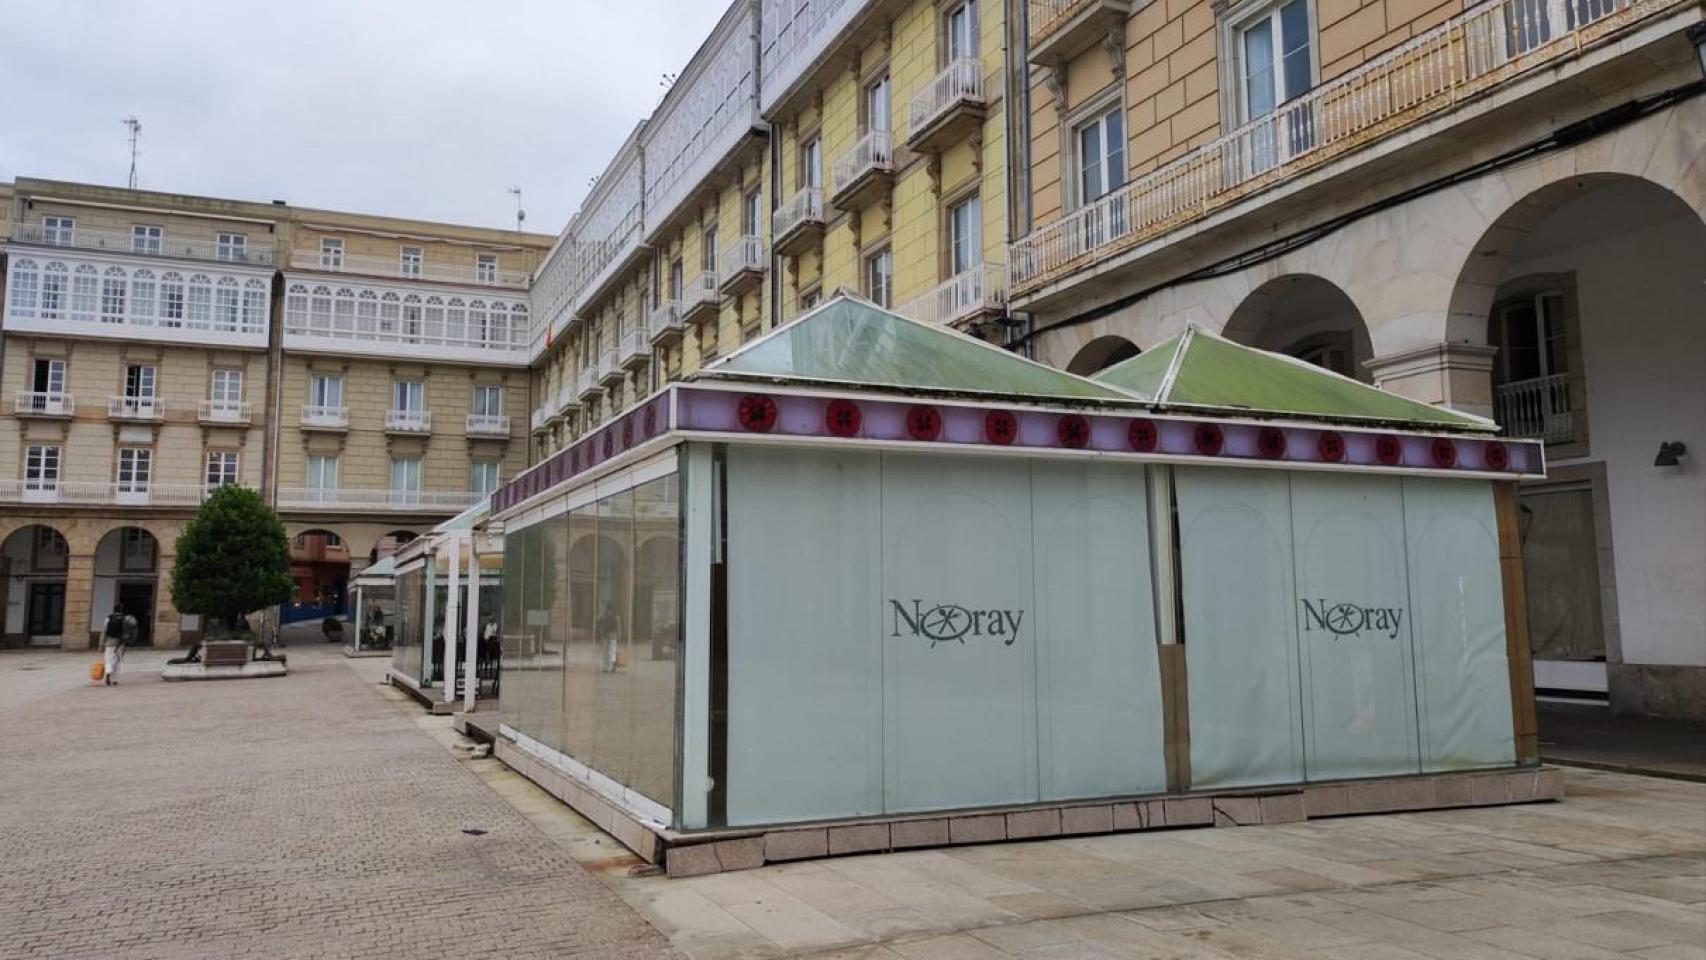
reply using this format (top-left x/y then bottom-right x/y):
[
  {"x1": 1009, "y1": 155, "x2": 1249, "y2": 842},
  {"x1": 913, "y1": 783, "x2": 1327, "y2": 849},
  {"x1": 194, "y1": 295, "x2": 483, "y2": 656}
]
[
  {"x1": 866, "y1": 248, "x2": 893, "y2": 308},
  {"x1": 865, "y1": 75, "x2": 891, "y2": 136},
  {"x1": 25, "y1": 445, "x2": 60, "y2": 489},
  {"x1": 131, "y1": 225, "x2": 163, "y2": 255},
  {"x1": 160, "y1": 275, "x2": 185, "y2": 325},
  {"x1": 100, "y1": 270, "x2": 126, "y2": 322},
  {"x1": 217, "y1": 232, "x2": 247, "y2": 263},
  {"x1": 669, "y1": 260, "x2": 684, "y2": 301},
  {"x1": 117, "y1": 448, "x2": 153, "y2": 493},
  {"x1": 1075, "y1": 106, "x2": 1125, "y2": 205},
  {"x1": 71, "y1": 268, "x2": 97, "y2": 319},
  {"x1": 1238, "y1": 0, "x2": 1314, "y2": 168},
  {"x1": 212, "y1": 369, "x2": 243, "y2": 404},
  {"x1": 206, "y1": 451, "x2": 240, "y2": 489},
  {"x1": 949, "y1": 195, "x2": 982, "y2": 276},
  {"x1": 476, "y1": 253, "x2": 497, "y2": 283},
  {"x1": 1496, "y1": 293, "x2": 1568, "y2": 384},
  {"x1": 306, "y1": 454, "x2": 339, "y2": 490},
  {"x1": 320, "y1": 237, "x2": 344, "y2": 269},
  {"x1": 39, "y1": 265, "x2": 65, "y2": 318},
  {"x1": 121, "y1": 528, "x2": 155, "y2": 572},
  {"x1": 473, "y1": 384, "x2": 502, "y2": 417},
  {"x1": 124, "y1": 364, "x2": 157, "y2": 400},
  {"x1": 801, "y1": 137, "x2": 823, "y2": 190},
  {"x1": 946, "y1": 0, "x2": 979, "y2": 60},
  {"x1": 400, "y1": 246, "x2": 423, "y2": 278},
  {"x1": 392, "y1": 380, "x2": 424, "y2": 413},
  {"x1": 31, "y1": 358, "x2": 65, "y2": 396},
  {"x1": 702, "y1": 224, "x2": 718, "y2": 273},
  {"x1": 744, "y1": 190, "x2": 763, "y2": 236},
  {"x1": 390, "y1": 457, "x2": 422, "y2": 493},
  {"x1": 42, "y1": 216, "x2": 75, "y2": 245},
  {"x1": 471, "y1": 460, "x2": 500, "y2": 498},
  {"x1": 309, "y1": 374, "x2": 343, "y2": 408}
]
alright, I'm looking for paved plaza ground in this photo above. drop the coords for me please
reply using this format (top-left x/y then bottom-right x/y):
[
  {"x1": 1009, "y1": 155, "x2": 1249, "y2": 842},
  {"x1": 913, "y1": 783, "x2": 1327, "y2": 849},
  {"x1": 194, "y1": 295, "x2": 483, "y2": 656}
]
[{"x1": 2, "y1": 644, "x2": 1702, "y2": 960}]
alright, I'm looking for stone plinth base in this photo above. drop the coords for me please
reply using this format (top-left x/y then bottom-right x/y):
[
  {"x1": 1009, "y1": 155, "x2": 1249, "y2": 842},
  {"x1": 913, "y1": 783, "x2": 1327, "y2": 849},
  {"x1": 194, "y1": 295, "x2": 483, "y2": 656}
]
[
  {"x1": 162, "y1": 660, "x2": 287, "y2": 681},
  {"x1": 342, "y1": 644, "x2": 391, "y2": 659}
]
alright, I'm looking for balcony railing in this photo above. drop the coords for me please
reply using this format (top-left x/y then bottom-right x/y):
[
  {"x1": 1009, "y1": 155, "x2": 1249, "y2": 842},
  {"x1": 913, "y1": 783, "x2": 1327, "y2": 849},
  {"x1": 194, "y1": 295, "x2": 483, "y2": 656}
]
[
  {"x1": 198, "y1": 399, "x2": 251, "y2": 424},
  {"x1": 557, "y1": 381, "x2": 579, "y2": 413},
  {"x1": 1010, "y1": 0, "x2": 1656, "y2": 295},
  {"x1": 385, "y1": 409, "x2": 433, "y2": 433},
  {"x1": 760, "y1": 0, "x2": 870, "y2": 113},
  {"x1": 531, "y1": 407, "x2": 552, "y2": 432},
  {"x1": 906, "y1": 58, "x2": 985, "y2": 144},
  {"x1": 579, "y1": 367, "x2": 605, "y2": 402},
  {"x1": 897, "y1": 264, "x2": 1009, "y2": 326},
  {"x1": 0, "y1": 480, "x2": 211, "y2": 506},
  {"x1": 650, "y1": 300, "x2": 685, "y2": 341},
  {"x1": 466, "y1": 413, "x2": 511, "y2": 436},
  {"x1": 9, "y1": 223, "x2": 277, "y2": 266},
  {"x1": 831, "y1": 131, "x2": 893, "y2": 205},
  {"x1": 774, "y1": 189, "x2": 826, "y2": 255},
  {"x1": 287, "y1": 249, "x2": 527, "y2": 288},
  {"x1": 13, "y1": 392, "x2": 74, "y2": 417},
  {"x1": 1495, "y1": 373, "x2": 1576, "y2": 443},
  {"x1": 620, "y1": 328, "x2": 651, "y2": 369},
  {"x1": 107, "y1": 396, "x2": 165, "y2": 421},
  {"x1": 683, "y1": 271, "x2": 720, "y2": 316},
  {"x1": 718, "y1": 235, "x2": 767, "y2": 291},
  {"x1": 276, "y1": 488, "x2": 485, "y2": 511},
  {"x1": 301, "y1": 405, "x2": 349, "y2": 430},
  {"x1": 599, "y1": 349, "x2": 623, "y2": 386}
]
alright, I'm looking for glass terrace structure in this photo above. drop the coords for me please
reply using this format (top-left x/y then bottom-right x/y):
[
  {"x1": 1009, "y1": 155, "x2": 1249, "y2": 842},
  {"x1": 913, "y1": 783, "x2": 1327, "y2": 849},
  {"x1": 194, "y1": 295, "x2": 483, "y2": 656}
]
[
  {"x1": 386, "y1": 504, "x2": 504, "y2": 710},
  {"x1": 488, "y1": 297, "x2": 1554, "y2": 875}
]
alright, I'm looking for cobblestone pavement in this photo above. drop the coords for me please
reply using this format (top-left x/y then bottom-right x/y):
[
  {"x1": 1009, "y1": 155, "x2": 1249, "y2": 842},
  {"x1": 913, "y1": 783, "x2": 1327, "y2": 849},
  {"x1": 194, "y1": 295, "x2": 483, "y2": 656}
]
[{"x1": 0, "y1": 646, "x2": 678, "y2": 960}]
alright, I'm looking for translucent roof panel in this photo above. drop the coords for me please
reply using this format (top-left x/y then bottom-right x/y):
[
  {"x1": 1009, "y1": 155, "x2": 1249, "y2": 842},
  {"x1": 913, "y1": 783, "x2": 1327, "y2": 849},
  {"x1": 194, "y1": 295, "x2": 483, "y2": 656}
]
[
  {"x1": 701, "y1": 296, "x2": 1136, "y2": 404},
  {"x1": 1097, "y1": 326, "x2": 1495, "y2": 432}
]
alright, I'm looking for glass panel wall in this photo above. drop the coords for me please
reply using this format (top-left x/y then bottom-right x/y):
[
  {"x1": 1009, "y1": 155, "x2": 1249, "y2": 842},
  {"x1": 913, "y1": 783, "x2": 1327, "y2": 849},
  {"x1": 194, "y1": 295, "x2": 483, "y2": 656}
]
[{"x1": 393, "y1": 566, "x2": 423, "y2": 683}]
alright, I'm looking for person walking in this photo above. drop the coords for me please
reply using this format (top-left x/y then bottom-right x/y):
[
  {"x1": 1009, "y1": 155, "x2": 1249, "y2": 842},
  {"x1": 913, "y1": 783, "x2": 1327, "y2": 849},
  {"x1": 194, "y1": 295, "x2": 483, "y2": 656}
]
[{"x1": 101, "y1": 605, "x2": 136, "y2": 685}]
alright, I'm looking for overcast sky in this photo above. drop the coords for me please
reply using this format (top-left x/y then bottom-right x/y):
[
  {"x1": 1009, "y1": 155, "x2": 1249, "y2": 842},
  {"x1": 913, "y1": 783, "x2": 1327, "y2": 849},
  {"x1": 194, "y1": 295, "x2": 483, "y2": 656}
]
[{"x1": 0, "y1": 0, "x2": 727, "y2": 235}]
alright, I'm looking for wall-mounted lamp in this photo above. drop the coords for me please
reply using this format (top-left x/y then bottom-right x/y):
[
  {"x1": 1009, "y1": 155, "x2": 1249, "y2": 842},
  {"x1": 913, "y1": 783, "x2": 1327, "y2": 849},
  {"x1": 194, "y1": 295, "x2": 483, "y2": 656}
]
[
  {"x1": 1690, "y1": 23, "x2": 1706, "y2": 79},
  {"x1": 1655, "y1": 441, "x2": 1687, "y2": 467}
]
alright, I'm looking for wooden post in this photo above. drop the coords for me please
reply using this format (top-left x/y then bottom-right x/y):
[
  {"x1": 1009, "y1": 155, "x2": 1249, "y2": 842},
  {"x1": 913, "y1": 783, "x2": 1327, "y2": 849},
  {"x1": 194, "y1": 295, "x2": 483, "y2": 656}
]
[{"x1": 1494, "y1": 482, "x2": 1539, "y2": 765}]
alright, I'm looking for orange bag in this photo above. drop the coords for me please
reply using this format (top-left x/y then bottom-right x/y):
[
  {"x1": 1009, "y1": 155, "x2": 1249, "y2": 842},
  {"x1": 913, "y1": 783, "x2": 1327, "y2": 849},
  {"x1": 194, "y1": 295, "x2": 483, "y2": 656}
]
[{"x1": 90, "y1": 660, "x2": 105, "y2": 682}]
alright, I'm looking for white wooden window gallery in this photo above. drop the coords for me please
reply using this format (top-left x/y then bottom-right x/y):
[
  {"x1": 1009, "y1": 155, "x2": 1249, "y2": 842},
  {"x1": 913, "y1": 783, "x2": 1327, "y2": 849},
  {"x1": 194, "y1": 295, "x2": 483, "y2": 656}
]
[
  {"x1": 283, "y1": 283, "x2": 529, "y2": 352},
  {"x1": 7, "y1": 259, "x2": 268, "y2": 333}
]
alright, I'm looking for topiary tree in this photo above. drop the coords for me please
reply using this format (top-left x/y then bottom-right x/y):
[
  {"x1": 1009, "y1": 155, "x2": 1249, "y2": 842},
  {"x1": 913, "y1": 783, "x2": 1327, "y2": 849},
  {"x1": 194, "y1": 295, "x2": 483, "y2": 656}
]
[{"x1": 171, "y1": 485, "x2": 293, "y2": 652}]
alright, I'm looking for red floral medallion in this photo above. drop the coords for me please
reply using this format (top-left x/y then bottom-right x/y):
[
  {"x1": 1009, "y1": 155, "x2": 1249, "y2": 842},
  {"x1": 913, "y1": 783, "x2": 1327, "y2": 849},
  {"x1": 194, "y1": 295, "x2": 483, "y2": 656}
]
[
  {"x1": 906, "y1": 405, "x2": 942, "y2": 441},
  {"x1": 984, "y1": 409, "x2": 1018, "y2": 445},
  {"x1": 1317, "y1": 430, "x2": 1346, "y2": 462},
  {"x1": 1056, "y1": 414, "x2": 1091, "y2": 449},
  {"x1": 737, "y1": 393, "x2": 778, "y2": 433},
  {"x1": 1256, "y1": 426, "x2": 1288, "y2": 459},
  {"x1": 1430, "y1": 437, "x2": 1457, "y2": 468},
  {"x1": 1193, "y1": 423, "x2": 1225, "y2": 456},
  {"x1": 1375, "y1": 434, "x2": 1403, "y2": 466},
  {"x1": 1483, "y1": 440, "x2": 1510, "y2": 471},
  {"x1": 1127, "y1": 418, "x2": 1159, "y2": 452},
  {"x1": 824, "y1": 398, "x2": 862, "y2": 438}
]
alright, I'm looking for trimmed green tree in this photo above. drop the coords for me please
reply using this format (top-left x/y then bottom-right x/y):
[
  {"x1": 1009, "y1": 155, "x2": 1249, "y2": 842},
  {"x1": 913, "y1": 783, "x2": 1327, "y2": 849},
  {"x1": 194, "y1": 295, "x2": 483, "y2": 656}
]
[{"x1": 171, "y1": 485, "x2": 294, "y2": 645}]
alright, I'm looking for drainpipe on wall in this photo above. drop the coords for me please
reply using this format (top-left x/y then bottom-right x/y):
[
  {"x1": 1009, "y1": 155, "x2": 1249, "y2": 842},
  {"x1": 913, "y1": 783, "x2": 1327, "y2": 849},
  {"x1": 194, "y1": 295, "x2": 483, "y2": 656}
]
[{"x1": 261, "y1": 219, "x2": 287, "y2": 647}]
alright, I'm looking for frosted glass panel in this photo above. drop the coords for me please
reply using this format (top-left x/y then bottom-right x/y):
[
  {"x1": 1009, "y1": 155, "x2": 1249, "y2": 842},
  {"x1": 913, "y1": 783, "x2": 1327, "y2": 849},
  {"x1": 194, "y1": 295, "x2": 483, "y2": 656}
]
[
  {"x1": 726, "y1": 447, "x2": 883, "y2": 825},
  {"x1": 563, "y1": 506, "x2": 600, "y2": 762},
  {"x1": 591, "y1": 489, "x2": 635, "y2": 787},
  {"x1": 1403, "y1": 478, "x2": 1514, "y2": 770},
  {"x1": 1175, "y1": 468, "x2": 1304, "y2": 787},
  {"x1": 1291, "y1": 473, "x2": 1420, "y2": 780},
  {"x1": 881, "y1": 455, "x2": 1037, "y2": 813},
  {"x1": 1031, "y1": 460, "x2": 1167, "y2": 800}
]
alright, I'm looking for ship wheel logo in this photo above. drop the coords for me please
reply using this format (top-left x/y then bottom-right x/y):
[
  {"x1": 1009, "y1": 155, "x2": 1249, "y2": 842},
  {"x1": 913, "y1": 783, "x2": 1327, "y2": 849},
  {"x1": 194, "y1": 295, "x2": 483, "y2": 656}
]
[
  {"x1": 1057, "y1": 414, "x2": 1090, "y2": 449},
  {"x1": 1128, "y1": 419, "x2": 1158, "y2": 452},
  {"x1": 906, "y1": 405, "x2": 942, "y2": 441},
  {"x1": 737, "y1": 393, "x2": 777, "y2": 433},
  {"x1": 1256, "y1": 426, "x2": 1288, "y2": 459},
  {"x1": 984, "y1": 409, "x2": 1017, "y2": 445},
  {"x1": 1431, "y1": 437, "x2": 1457, "y2": 468},
  {"x1": 1375, "y1": 434, "x2": 1403, "y2": 466},
  {"x1": 824, "y1": 399, "x2": 861, "y2": 438},
  {"x1": 1194, "y1": 423, "x2": 1225, "y2": 456},
  {"x1": 1483, "y1": 440, "x2": 1509, "y2": 471},
  {"x1": 1317, "y1": 430, "x2": 1346, "y2": 462}
]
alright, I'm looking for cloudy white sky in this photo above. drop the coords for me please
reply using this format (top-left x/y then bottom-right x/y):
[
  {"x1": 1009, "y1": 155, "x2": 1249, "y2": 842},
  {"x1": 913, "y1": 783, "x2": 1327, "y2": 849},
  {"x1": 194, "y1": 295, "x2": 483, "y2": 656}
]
[{"x1": 0, "y1": 0, "x2": 728, "y2": 234}]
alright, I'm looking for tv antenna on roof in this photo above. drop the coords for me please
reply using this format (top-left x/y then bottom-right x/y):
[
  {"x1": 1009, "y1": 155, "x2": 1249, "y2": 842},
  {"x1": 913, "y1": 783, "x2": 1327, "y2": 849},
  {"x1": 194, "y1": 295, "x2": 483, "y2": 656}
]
[
  {"x1": 508, "y1": 186, "x2": 525, "y2": 231},
  {"x1": 122, "y1": 116, "x2": 142, "y2": 189}
]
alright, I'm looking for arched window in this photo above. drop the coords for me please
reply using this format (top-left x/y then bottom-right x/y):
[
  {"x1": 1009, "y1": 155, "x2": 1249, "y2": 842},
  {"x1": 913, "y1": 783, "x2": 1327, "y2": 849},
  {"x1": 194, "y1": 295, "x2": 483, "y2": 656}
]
[
  {"x1": 310, "y1": 285, "x2": 334, "y2": 332},
  {"x1": 8, "y1": 259, "x2": 41, "y2": 318},
  {"x1": 379, "y1": 292, "x2": 401, "y2": 336},
  {"x1": 507, "y1": 304, "x2": 527, "y2": 347},
  {"x1": 71, "y1": 264, "x2": 98, "y2": 320},
  {"x1": 402, "y1": 294, "x2": 422, "y2": 341},
  {"x1": 446, "y1": 297, "x2": 467, "y2": 344},
  {"x1": 130, "y1": 268, "x2": 157, "y2": 323},
  {"x1": 334, "y1": 287, "x2": 357, "y2": 335},
  {"x1": 215, "y1": 276, "x2": 241, "y2": 332},
  {"x1": 160, "y1": 272, "x2": 186, "y2": 326},
  {"x1": 285, "y1": 283, "x2": 310, "y2": 327},
  {"x1": 187, "y1": 274, "x2": 213, "y2": 328},
  {"x1": 468, "y1": 300, "x2": 489, "y2": 347},
  {"x1": 241, "y1": 279, "x2": 267, "y2": 331},
  {"x1": 40, "y1": 262, "x2": 68, "y2": 319},
  {"x1": 101, "y1": 265, "x2": 128, "y2": 323},
  {"x1": 424, "y1": 295, "x2": 446, "y2": 344},
  {"x1": 356, "y1": 289, "x2": 379, "y2": 335}
]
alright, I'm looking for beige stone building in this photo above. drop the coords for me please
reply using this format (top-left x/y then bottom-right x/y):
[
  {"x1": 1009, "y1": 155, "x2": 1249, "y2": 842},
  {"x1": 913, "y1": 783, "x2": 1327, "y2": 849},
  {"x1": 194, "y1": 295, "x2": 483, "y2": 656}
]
[
  {"x1": 1006, "y1": 0, "x2": 1706, "y2": 716},
  {"x1": 0, "y1": 178, "x2": 551, "y2": 649}
]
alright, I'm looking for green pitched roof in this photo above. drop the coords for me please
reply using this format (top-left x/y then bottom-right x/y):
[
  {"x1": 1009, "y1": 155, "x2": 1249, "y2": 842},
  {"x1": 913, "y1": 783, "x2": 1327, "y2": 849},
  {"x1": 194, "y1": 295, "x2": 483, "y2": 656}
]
[
  {"x1": 354, "y1": 554, "x2": 396, "y2": 586},
  {"x1": 699, "y1": 295, "x2": 1135, "y2": 405},
  {"x1": 1096, "y1": 325, "x2": 1496, "y2": 432}
]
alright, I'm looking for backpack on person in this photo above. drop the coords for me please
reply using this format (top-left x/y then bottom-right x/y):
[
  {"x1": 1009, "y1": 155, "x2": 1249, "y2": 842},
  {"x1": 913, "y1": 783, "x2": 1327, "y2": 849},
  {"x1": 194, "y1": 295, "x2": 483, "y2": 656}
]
[{"x1": 104, "y1": 611, "x2": 127, "y2": 642}]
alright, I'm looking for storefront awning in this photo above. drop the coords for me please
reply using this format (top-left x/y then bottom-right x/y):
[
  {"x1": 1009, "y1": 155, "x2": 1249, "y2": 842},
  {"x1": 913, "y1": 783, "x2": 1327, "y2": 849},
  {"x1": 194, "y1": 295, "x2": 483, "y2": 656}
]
[{"x1": 1094, "y1": 324, "x2": 1497, "y2": 432}]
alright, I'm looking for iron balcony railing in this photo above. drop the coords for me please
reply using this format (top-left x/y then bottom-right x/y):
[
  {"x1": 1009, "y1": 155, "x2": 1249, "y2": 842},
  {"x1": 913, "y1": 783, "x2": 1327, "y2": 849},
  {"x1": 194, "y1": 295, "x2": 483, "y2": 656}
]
[
  {"x1": 276, "y1": 488, "x2": 484, "y2": 511},
  {"x1": 301, "y1": 405, "x2": 349, "y2": 429},
  {"x1": 718, "y1": 235, "x2": 766, "y2": 279},
  {"x1": 907, "y1": 58, "x2": 984, "y2": 141},
  {"x1": 831, "y1": 131, "x2": 893, "y2": 199},
  {"x1": 0, "y1": 480, "x2": 212, "y2": 506},
  {"x1": 10, "y1": 223, "x2": 277, "y2": 266},
  {"x1": 1010, "y1": 0, "x2": 1657, "y2": 294},
  {"x1": 385, "y1": 409, "x2": 433, "y2": 433},
  {"x1": 773, "y1": 188, "x2": 825, "y2": 239},
  {"x1": 896, "y1": 264, "x2": 1009, "y2": 326},
  {"x1": 12, "y1": 391, "x2": 74, "y2": 416},
  {"x1": 1495, "y1": 373, "x2": 1576, "y2": 443},
  {"x1": 198, "y1": 399, "x2": 251, "y2": 423},
  {"x1": 107, "y1": 396, "x2": 166, "y2": 421},
  {"x1": 465, "y1": 413, "x2": 511, "y2": 435},
  {"x1": 288, "y1": 249, "x2": 527, "y2": 288}
]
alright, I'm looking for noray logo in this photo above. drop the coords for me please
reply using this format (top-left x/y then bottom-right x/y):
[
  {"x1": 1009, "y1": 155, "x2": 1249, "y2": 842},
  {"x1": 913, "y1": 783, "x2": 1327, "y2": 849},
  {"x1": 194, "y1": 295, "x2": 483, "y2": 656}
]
[
  {"x1": 889, "y1": 599, "x2": 1024, "y2": 648},
  {"x1": 1300, "y1": 598, "x2": 1406, "y2": 639}
]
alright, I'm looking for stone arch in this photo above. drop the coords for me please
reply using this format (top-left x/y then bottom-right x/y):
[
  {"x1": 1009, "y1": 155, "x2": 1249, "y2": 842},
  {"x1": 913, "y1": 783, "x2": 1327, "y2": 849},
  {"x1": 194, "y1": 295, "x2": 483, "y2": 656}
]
[
  {"x1": 285, "y1": 527, "x2": 353, "y2": 623},
  {"x1": 1066, "y1": 335, "x2": 1141, "y2": 375},
  {"x1": 93, "y1": 526, "x2": 162, "y2": 647},
  {"x1": 1223, "y1": 274, "x2": 1375, "y2": 381},
  {"x1": 1, "y1": 524, "x2": 72, "y2": 647}
]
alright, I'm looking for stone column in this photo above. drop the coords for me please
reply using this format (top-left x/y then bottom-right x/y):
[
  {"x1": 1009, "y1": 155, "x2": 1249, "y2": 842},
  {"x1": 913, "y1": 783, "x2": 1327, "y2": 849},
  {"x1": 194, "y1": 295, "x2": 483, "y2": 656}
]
[
  {"x1": 1365, "y1": 342, "x2": 1499, "y2": 420},
  {"x1": 62, "y1": 554, "x2": 96, "y2": 652},
  {"x1": 153, "y1": 552, "x2": 182, "y2": 648}
]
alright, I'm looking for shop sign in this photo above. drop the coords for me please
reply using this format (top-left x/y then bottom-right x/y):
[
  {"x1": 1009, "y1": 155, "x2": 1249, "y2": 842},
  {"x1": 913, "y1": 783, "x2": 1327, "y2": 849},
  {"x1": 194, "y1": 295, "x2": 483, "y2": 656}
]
[
  {"x1": 888, "y1": 599, "x2": 1024, "y2": 648},
  {"x1": 1299, "y1": 598, "x2": 1406, "y2": 639}
]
